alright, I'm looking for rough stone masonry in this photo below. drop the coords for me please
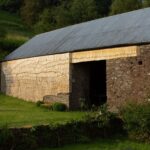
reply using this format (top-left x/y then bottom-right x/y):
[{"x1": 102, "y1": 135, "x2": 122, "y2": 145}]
[{"x1": 106, "y1": 44, "x2": 150, "y2": 110}]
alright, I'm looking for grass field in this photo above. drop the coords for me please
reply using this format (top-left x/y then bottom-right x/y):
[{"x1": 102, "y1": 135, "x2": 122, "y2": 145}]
[
  {"x1": 0, "y1": 10, "x2": 34, "y2": 60},
  {"x1": 39, "y1": 138, "x2": 150, "y2": 150},
  {"x1": 0, "y1": 10, "x2": 33, "y2": 38},
  {"x1": 0, "y1": 93, "x2": 85, "y2": 128}
]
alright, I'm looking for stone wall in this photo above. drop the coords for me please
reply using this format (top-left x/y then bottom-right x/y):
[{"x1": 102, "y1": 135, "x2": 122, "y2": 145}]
[
  {"x1": 1, "y1": 53, "x2": 70, "y2": 105},
  {"x1": 107, "y1": 44, "x2": 150, "y2": 111}
]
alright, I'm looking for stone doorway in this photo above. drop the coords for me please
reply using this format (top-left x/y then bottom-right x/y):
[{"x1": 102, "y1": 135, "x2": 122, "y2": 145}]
[{"x1": 70, "y1": 60, "x2": 107, "y2": 109}]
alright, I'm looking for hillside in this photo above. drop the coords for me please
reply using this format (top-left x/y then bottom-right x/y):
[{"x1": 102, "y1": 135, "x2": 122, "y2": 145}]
[{"x1": 0, "y1": 10, "x2": 34, "y2": 60}]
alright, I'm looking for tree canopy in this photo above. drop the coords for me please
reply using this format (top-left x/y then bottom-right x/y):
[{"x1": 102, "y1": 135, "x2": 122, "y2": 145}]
[
  {"x1": 0, "y1": 0, "x2": 149, "y2": 33},
  {"x1": 110, "y1": 0, "x2": 142, "y2": 15}
]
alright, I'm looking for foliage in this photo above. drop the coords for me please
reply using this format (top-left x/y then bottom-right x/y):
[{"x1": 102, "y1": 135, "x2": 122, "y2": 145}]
[
  {"x1": 0, "y1": 0, "x2": 22, "y2": 13},
  {"x1": 0, "y1": 119, "x2": 124, "y2": 149},
  {"x1": 110, "y1": 0, "x2": 142, "y2": 15},
  {"x1": 51, "y1": 102, "x2": 67, "y2": 111},
  {"x1": 95, "y1": 0, "x2": 112, "y2": 17},
  {"x1": 38, "y1": 138, "x2": 150, "y2": 150},
  {"x1": 79, "y1": 98, "x2": 88, "y2": 111},
  {"x1": 85, "y1": 104, "x2": 118, "y2": 127},
  {"x1": 20, "y1": 0, "x2": 59, "y2": 27},
  {"x1": 0, "y1": 50, "x2": 9, "y2": 60},
  {"x1": 0, "y1": 125, "x2": 13, "y2": 150},
  {"x1": 36, "y1": 101, "x2": 44, "y2": 107},
  {"x1": 20, "y1": 0, "x2": 43, "y2": 26},
  {"x1": 0, "y1": 126, "x2": 37, "y2": 150},
  {"x1": 13, "y1": 133, "x2": 37, "y2": 150},
  {"x1": 143, "y1": 0, "x2": 150, "y2": 7},
  {"x1": 0, "y1": 0, "x2": 149, "y2": 34},
  {"x1": 0, "y1": 38, "x2": 26, "y2": 51},
  {"x1": 54, "y1": 1, "x2": 72, "y2": 28},
  {"x1": 20, "y1": 0, "x2": 114, "y2": 32},
  {"x1": 0, "y1": 27, "x2": 6, "y2": 39},
  {"x1": 70, "y1": 0, "x2": 98, "y2": 24},
  {"x1": 34, "y1": 8, "x2": 56, "y2": 33},
  {"x1": 120, "y1": 101, "x2": 150, "y2": 142},
  {"x1": 83, "y1": 104, "x2": 124, "y2": 138}
]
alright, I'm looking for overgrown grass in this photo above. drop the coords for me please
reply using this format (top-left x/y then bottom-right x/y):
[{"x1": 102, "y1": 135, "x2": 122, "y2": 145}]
[
  {"x1": 39, "y1": 138, "x2": 150, "y2": 150},
  {"x1": 0, "y1": 93, "x2": 85, "y2": 128}
]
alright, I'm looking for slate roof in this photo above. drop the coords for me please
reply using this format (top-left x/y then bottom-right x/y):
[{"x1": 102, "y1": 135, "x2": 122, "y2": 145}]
[{"x1": 4, "y1": 8, "x2": 150, "y2": 61}]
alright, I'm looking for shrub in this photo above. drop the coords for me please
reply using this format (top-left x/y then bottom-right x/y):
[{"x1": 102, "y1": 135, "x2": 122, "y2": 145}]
[
  {"x1": 84, "y1": 104, "x2": 124, "y2": 137},
  {"x1": 120, "y1": 101, "x2": 150, "y2": 142},
  {"x1": 79, "y1": 98, "x2": 88, "y2": 111},
  {"x1": 13, "y1": 133, "x2": 37, "y2": 150},
  {"x1": 51, "y1": 102, "x2": 67, "y2": 111},
  {"x1": 85, "y1": 105, "x2": 117, "y2": 126},
  {"x1": 0, "y1": 117, "x2": 124, "y2": 149},
  {"x1": 36, "y1": 101, "x2": 44, "y2": 107}
]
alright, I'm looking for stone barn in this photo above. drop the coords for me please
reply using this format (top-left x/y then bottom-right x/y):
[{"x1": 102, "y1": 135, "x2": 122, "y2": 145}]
[{"x1": 1, "y1": 8, "x2": 150, "y2": 110}]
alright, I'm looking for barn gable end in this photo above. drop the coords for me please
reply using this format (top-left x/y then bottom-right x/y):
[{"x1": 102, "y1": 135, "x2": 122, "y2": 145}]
[{"x1": 1, "y1": 53, "x2": 70, "y2": 106}]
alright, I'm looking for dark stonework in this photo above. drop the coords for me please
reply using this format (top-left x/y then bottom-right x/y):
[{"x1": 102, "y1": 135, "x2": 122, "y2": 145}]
[{"x1": 107, "y1": 44, "x2": 150, "y2": 111}]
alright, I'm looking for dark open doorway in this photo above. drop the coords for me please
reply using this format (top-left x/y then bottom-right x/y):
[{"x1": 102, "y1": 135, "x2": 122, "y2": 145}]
[
  {"x1": 90, "y1": 61, "x2": 107, "y2": 106},
  {"x1": 70, "y1": 60, "x2": 107, "y2": 109}
]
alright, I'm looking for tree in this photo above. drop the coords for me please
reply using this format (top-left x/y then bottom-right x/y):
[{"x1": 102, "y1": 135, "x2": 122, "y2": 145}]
[
  {"x1": 143, "y1": 0, "x2": 150, "y2": 7},
  {"x1": 23, "y1": 0, "x2": 113, "y2": 32},
  {"x1": 20, "y1": 0, "x2": 61, "y2": 27},
  {"x1": 0, "y1": 0, "x2": 22, "y2": 13},
  {"x1": 95, "y1": 0, "x2": 112, "y2": 17},
  {"x1": 110, "y1": 0, "x2": 142, "y2": 15},
  {"x1": 33, "y1": 0, "x2": 112, "y2": 33},
  {"x1": 20, "y1": 0, "x2": 43, "y2": 26},
  {"x1": 55, "y1": 0, "x2": 73, "y2": 28},
  {"x1": 34, "y1": 8, "x2": 56, "y2": 33},
  {"x1": 70, "y1": 0, "x2": 98, "y2": 24}
]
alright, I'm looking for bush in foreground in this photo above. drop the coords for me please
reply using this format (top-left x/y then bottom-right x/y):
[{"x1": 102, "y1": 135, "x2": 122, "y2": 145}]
[
  {"x1": 84, "y1": 104, "x2": 124, "y2": 137},
  {"x1": 120, "y1": 101, "x2": 150, "y2": 142},
  {"x1": 36, "y1": 101, "x2": 44, "y2": 107}
]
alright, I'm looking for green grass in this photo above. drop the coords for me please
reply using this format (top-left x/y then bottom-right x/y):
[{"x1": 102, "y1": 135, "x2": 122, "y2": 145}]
[
  {"x1": 0, "y1": 10, "x2": 34, "y2": 60},
  {"x1": 39, "y1": 138, "x2": 150, "y2": 150},
  {"x1": 0, "y1": 93, "x2": 85, "y2": 128},
  {"x1": 0, "y1": 10, "x2": 33, "y2": 38}
]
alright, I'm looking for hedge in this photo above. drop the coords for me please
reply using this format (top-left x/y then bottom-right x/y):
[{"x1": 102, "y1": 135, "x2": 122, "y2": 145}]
[{"x1": 0, "y1": 118, "x2": 124, "y2": 150}]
